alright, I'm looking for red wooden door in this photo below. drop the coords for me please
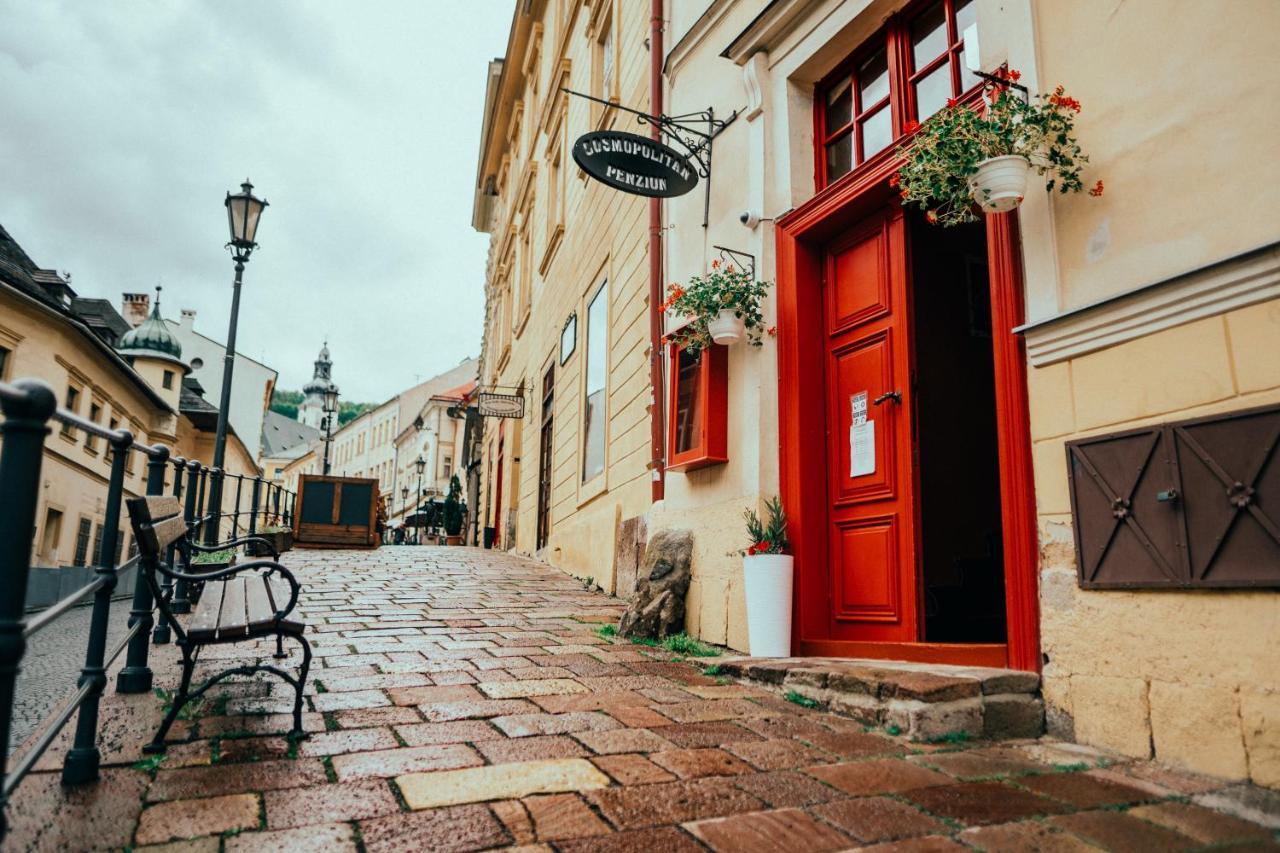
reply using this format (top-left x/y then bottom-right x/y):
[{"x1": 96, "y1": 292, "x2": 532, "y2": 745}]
[{"x1": 822, "y1": 206, "x2": 918, "y2": 641}]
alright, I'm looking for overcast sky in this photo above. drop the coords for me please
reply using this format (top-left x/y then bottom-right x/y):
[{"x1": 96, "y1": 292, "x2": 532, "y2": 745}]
[{"x1": 0, "y1": 1, "x2": 512, "y2": 403}]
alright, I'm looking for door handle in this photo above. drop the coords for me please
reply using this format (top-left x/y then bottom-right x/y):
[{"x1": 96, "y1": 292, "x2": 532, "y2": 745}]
[{"x1": 873, "y1": 390, "x2": 902, "y2": 406}]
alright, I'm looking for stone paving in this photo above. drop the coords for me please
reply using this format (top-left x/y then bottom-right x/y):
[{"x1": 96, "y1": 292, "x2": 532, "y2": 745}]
[{"x1": 5, "y1": 546, "x2": 1279, "y2": 851}]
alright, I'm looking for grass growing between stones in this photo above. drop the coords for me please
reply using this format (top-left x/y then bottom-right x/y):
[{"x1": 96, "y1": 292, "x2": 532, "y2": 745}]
[
  {"x1": 594, "y1": 624, "x2": 617, "y2": 640},
  {"x1": 702, "y1": 664, "x2": 723, "y2": 676},
  {"x1": 784, "y1": 690, "x2": 819, "y2": 709},
  {"x1": 661, "y1": 633, "x2": 719, "y2": 657}
]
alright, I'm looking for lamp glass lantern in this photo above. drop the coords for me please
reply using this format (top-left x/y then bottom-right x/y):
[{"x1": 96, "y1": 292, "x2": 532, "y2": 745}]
[
  {"x1": 415, "y1": 455, "x2": 427, "y2": 475},
  {"x1": 225, "y1": 180, "x2": 268, "y2": 251},
  {"x1": 323, "y1": 386, "x2": 339, "y2": 414}
]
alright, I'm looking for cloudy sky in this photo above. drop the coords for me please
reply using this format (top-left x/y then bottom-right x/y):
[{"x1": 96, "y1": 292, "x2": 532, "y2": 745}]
[{"x1": 0, "y1": 1, "x2": 513, "y2": 403}]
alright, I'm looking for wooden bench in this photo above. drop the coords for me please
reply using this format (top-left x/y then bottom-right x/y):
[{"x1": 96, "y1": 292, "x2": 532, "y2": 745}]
[{"x1": 126, "y1": 495, "x2": 312, "y2": 753}]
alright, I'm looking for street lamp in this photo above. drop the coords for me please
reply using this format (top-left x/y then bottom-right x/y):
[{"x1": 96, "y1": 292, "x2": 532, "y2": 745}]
[
  {"x1": 414, "y1": 454, "x2": 426, "y2": 545},
  {"x1": 400, "y1": 485, "x2": 409, "y2": 543},
  {"x1": 208, "y1": 179, "x2": 268, "y2": 542},
  {"x1": 321, "y1": 385, "x2": 339, "y2": 475}
]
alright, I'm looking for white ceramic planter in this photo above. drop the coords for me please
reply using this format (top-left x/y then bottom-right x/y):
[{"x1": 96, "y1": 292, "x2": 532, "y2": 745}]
[
  {"x1": 708, "y1": 309, "x2": 746, "y2": 345},
  {"x1": 743, "y1": 554, "x2": 794, "y2": 657},
  {"x1": 968, "y1": 155, "x2": 1031, "y2": 213}
]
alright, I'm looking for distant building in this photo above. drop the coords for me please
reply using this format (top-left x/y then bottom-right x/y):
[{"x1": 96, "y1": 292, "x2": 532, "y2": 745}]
[{"x1": 298, "y1": 342, "x2": 335, "y2": 429}]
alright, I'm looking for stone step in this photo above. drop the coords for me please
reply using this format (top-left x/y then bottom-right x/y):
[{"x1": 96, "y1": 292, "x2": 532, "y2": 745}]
[{"x1": 716, "y1": 656, "x2": 1044, "y2": 742}]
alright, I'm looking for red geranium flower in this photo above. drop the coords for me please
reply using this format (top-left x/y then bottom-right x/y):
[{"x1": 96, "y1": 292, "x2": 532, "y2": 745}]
[
  {"x1": 888, "y1": 172, "x2": 900, "y2": 188},
  {"x1": 1088, "y1": 179, "x2": 1104, "y2": 197},
  {"x1": 903, "y1": 120, "x2": 920, "y2": 134}
]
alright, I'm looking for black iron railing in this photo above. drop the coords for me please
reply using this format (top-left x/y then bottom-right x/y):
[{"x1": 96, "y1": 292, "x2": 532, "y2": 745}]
[{"x1": 0, "y1": 377, "x2": 295, "y2": 840}]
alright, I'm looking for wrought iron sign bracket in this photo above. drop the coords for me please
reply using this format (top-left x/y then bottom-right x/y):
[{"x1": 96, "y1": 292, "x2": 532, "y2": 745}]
[
  {"x1": 712, "y1": 245, "x2": 756, "y2": 281},
  {"x1": 562, "y1": 88, "x2": 741, "y2": 226}
]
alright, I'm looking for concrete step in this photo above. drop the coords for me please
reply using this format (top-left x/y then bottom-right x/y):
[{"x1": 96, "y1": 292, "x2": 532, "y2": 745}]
[{"x1": 716, "y1": 656, "x2": 1044, "y2": 742}]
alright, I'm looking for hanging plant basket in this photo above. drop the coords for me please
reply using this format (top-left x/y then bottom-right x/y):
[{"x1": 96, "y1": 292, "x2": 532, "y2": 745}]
[
  {"x1": 707, "y1": 309, "x2": 746, "y2": 345},
  {"x1": 968, "y1": 155, "x2": 1031, "y2": 213}
]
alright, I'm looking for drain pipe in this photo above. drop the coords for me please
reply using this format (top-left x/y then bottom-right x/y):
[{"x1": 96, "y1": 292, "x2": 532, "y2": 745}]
[{"x1": 648, "y1": 0, "x2": 666, "y2": 502}]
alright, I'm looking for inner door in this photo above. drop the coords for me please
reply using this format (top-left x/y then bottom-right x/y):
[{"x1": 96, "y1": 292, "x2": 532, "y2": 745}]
[{"x1": 822, "y1": 205, "x2": 918, "y2": 642}]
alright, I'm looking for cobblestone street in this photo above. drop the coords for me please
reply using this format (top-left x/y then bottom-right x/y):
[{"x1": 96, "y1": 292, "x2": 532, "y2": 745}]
[{"x1": 5, "y1": 546, "x2": 1278, "y2": 851}]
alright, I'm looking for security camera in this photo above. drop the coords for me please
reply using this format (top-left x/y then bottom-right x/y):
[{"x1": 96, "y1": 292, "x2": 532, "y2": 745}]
[{"x1": 740, "y1": 210, "x2": 761, "y2": 229}]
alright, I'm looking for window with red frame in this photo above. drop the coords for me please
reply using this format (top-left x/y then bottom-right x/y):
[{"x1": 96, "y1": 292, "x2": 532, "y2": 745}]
[
  {"x1": 818, "y1": 0, "x2": 981, "y2": 187},
  {"x1": 666, "y1": 342, "x2": 727, "y2": 472}
]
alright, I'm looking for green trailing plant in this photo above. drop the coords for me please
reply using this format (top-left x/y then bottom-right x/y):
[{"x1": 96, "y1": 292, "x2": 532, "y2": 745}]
[
  {"x1": 662, "y1": 259, "x2": 775, "y2": 354},
  {"x1": 740, "y1": 496, "x2": 790, "y2": 556},
  {"x1": 261, "y1": 525, "x2": 290, "y2": 534},
  {"x1": 784, "y1": 690, "x2": 819, "y2": 709},
  {"x1": 895, "y1": 68, "x2": 1101, "y2": 227},
  {"x1": 595, "y1": 624, "x2": 617, "y2": 640},
  {"x1": 191, "y1": 548, "x2": 235, "y2": 565},
  {"x1": 702, "y1": 663, "x2": 723, "y2": 676},
  {"x1": 443, "y1": 475, "x2": 464, "y2": 536},
  {"x1": 661, "y1": 633, "x2": 719, "y2": 657}
]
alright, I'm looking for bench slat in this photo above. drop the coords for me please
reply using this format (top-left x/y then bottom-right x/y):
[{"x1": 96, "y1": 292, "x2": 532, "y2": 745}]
[
  {"x1": 265, "y1": 577, "x2": 305, "y2": 635},
  {"x1": 139, "y1": 516, "x2": 188, "y2": 556},
  {"x1": 218, "y1": 577, "x2": 249, "y2": 640},
  {"x1": 188, "y1": 581, "x2": 225, "y2": 642},
  {"x1": 245, "y1": 578, "x2": 275, "y2": 632}
]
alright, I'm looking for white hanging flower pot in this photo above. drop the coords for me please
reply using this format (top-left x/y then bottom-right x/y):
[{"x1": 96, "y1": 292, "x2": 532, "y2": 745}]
[
  {"x1": 708, "y1": 309, "x2": 745, "y2": 345},
  {"x1": 968, "y1": 155, "x2": 1031, "y2": 213},
  {"x1": 743, "y1": 554, "x2": 793, "y2": 657}
]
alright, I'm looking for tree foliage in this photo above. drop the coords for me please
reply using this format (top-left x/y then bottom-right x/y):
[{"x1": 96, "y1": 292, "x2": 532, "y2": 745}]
[{"x1": 269, "y1": 388, "x2": 375, "y2": 426}]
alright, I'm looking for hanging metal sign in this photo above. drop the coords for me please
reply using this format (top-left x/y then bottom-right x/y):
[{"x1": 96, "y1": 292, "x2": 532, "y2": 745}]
[
  {"x1": 476, "y1": 391, "x2": 525, "y2": 419},
  {"x1": 572, "y1": 130, "x2": 699, "y2": 198}
]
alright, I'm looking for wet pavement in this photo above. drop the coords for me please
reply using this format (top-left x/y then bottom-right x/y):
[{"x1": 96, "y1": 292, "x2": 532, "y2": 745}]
[{"x1": 4, "y1": 546, "x2": 1278, "y2": 851}]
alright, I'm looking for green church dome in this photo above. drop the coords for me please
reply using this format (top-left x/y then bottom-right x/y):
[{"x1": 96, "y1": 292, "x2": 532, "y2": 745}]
[{"x1": 118, "y1": 287, "x2": 183, "y2": 361}]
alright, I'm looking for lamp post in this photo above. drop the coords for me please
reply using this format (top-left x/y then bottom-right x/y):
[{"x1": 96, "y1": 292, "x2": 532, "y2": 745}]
[
  {"x1": 208, "y1": 179, "x2": 267, "y2": 542},
  {"x1": 321, "y1": 385, "x2": 339, "y2": 475},
  {"x1": 414, "y1": 454, "x2": 426, "y2": 545},
  {"x1": 400, "y1": 485, "x2": 409, "y2": 543}
]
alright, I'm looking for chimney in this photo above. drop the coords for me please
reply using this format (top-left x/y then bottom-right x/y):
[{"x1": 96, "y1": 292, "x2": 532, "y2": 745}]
[
  {"x1": 180, "y1": 309, "x2": 197, "y2": 330},
  {"x1": 121, "y1": 292, "x2": 150, "y2": 327}
]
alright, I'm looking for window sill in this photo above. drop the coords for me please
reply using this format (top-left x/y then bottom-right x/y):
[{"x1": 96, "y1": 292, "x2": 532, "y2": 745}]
[{"x1": 540, "y1": 226, "x2": 564, "y2": 276}]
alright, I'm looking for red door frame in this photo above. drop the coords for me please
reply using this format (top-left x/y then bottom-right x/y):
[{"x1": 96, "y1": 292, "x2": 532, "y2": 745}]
[{"x1": 775, "y1": 159, "x2": 1040, "y2": 672}]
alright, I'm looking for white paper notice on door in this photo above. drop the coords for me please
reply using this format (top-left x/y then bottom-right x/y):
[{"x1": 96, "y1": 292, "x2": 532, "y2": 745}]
[{"x1": 850, "y1": 419, "x2": 876, "y2": 477}]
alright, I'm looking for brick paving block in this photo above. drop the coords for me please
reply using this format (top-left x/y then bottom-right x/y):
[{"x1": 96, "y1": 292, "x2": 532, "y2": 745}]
[
  {"x1": 296, "y1": 726, "x2": 400, "y2": 757},
  {"x1": 659, "y1": 720, "x2": 765, "y2": 748},
  {"x1": 1127, "y1": 801, "x2": 1275, "y2": 845},
  {"x1": 1019, "y1": 769, "x2": 1161, "y2": 808},
  {"x1": 477, "y1": 734, "x2": 591, "y2": 763},
  {"x1": 1051, "y1": 810, "x2": 1200, "y2": 851},
  {"x1": 395, "y1": 719, "x2": 506, "y2": 745},
  {"x1": 265, "y1": 779, "x2": 401, "y2": 829},
  {"x1": 685, "y1": 807, "x2": 852, "y2": 852},
  {"x1": 419, "y1": 698, "x2": 540, "y2": 721},
  {"x1": 958, "y1": 820, "x2": 1107, "y2": 852},
  {"x1": 321, "y1": 672, "x2": 432, "y2": 692},
  {"x1": 856, "y1": 836, "x2": 970, "y2": 851},
  {"x1": 216, "y1": 735, "x2": 293, "y2": 763},
  {"x1": 358, "y1": 804, "x2": 510, "y2": 852},
  {"x1": 135, "y1": 794, "x2": 261, "y2": 846},
  {"x1": 737, "y1": 714, "x2": 838, "y2": 741},
  {"x1": 478, "y1": 678, "x2": 588, "y2": 699},
  {"x1": 431, "y1": 670, "x2": 480, "y2": 685},
  {"x1": 490, "y1": 799, "x2": 537, "y2": 845},
  {"x1": 556, "y1": 826, "x2": 705, "y2": 852},
  {"x1": 224, "y1": 822, "x2": 358, "y2": 852},
  {"x1": 682, "y1": 684, "x2": 773, "y2": 700},
  {"x1": 199, "y1": 712, "x2": 325, "y2": 738},
  {"x1": 333, "y1": 705, "x2": 422, "y2": 728},
  {"x1": 148, "y1": 759, "x2": 328, "y2": 802},
  {"x1": 725, "y1": 738, "x2": 835, "y2": 771},
  {"x1": 491, "y1": 711, "x2": 621, "y2": 737},
  {"x1": 809, "y1": 796, "x2": 947, "y2": 843},
  {"x1": 587, "y1": 777, "x2": 766, "y2": 830},
  {"x1": 658, "y1": 699, "x2": 773, "y2": 724},
  {"x1": 388, "y1": 684, "x2": 483, "y2": 705},
  {"x1": 903, "y1": 781, "x2": 1070, "y2": 826},
  {"x1": 806, "y1": 759, "x2": 952, "y2": 796},
  {"x1": 135, "y1": 837, "x2": 221, "y2": 852},
  {"x1": 522, "y1": 793, "x2": 611, "y2": 841},
  {"x1": 609, "y1": 706, "x2": 674, "y2": 728},
  {"x1": 397, "y1": 758, "x2": 611, "y2": 809},
  {"x1": 650, "y1": 747, "x2": 756, "y2": 779},
  {"x1": 3, "y1": 767, "x2": 148, "y2": 851},
  {"x1": 331, "y1": 743, "x2": 483, "y2": 780},
  {"x1": 531, "y1": 690, "x2": 650, "y2": 713},
  {"x1": 731, "y1": 770, "x2": 850, "y2": 808},
  {"x1": 800, "y1": 728, "x2": 904, "y2": 758},
  {"x1": 575, "y1": 727, "x2": 676, "y2": 755},
  {"x1": 591, "y1": 753, "x2": 679, "y2": 785},
  {"x1": 1120, "y1": 761, "x2": 1224, "y2": 795},
  {"x1": 310, "y1": 689, "x2": 392, "y2": 711},
  {"x1": 909, "y1": 746, "x2": 1047, "y2": 779}
]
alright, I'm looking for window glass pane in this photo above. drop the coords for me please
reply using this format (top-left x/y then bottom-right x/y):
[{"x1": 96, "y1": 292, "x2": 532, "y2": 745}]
[
  {"x1": 911, "y1": 1, "x2": 948, "y2": 69},
  {"x1": 825, "y1": 76, "x2": 853, "y2": 135},
  {"x1": 914, "y1": 64, "x2": 952, "y2": 121},
  {"x1": 957, "y1": 48, "x2": 981, "y2": 91},
  {"x1": 582, "y1": 280, "x2": 608, "y2": 481},
  {"x1": 860, "y1": 107, "x2": 892, "y2": 161},
  {"x1": 857, "y1": 48, "x2": 889, "y2": 108},
  {"x1": 955, "y1": 0, "x2": 977, "y2": 39},
  {"x1": 674, "y1": 348, "x2": 703, "y2": 454},
  {"x1": 825, "y1": 134, "x2": 853, "y2": 183}
]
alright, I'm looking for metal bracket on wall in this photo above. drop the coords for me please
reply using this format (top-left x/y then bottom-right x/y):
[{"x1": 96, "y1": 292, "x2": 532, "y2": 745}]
[
  {"x1": 561, "y1": 88, "x2": 741, "y2": 227},
  {"x1": 712, "y1": 245, "x2": 756, "y2": 280}
]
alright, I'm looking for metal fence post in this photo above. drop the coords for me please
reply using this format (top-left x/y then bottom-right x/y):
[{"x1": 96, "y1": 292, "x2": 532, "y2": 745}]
[
  {"x1": 232, "y1": 474, "x2": 244, "y2": 539},
  {"x1": 195, "y1": 466, "x2": 208, "y2": 541},
  {"x1": 116, "y1": 444, "x2": 168, "y2": 694},
  {"x1": 249, "y1": 476, "x2": 262, "y2": 537},
  {"x1": 172, "y1": 461, "x2": 200, "y2": 614},
  {"x1": 272, "y1": 483, "x2": 281, "y2": 526},
  {"x1": 152, "y1": 456, "x2": 184, "y2": 646},
  {"x1": 64, "y1": 430, "x2": 132, "y2": 782},
  {"x1": 0, "y1": 380, "x2": 56, "y2": 837},
  {"x1": 202, "y1": 468, "x2": 223, "y2": 545}
]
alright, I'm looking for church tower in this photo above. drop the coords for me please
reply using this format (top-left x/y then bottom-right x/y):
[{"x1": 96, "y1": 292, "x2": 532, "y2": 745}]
[{"x1": 298, "y1": 341, "x2": 335, "y2": 428}]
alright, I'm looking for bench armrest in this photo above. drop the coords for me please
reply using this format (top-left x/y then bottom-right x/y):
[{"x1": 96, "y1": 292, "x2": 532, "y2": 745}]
[
  {"x1": 233, "y1": 560, "x2": 302, "y2": 621},
  {"x1": 190, "y1": 535, "x2": 279, "y2": 560}
]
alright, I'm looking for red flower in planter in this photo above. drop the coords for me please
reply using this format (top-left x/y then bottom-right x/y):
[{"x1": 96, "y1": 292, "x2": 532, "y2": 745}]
[
  {"x1": 888, "y1": 172, "x2": 900, "y2": 188},
  {"x1": 926, "y1": 210, "x2": 939, "y2": 224},
  {"x1": 903, "y1": 120, "x2": 920, "y2": 134},
  {"x1": 1089, "y1": 179, "x2": 1104, "y2": 197}
]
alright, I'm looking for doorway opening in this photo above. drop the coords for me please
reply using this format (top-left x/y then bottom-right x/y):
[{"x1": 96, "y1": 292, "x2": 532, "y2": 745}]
[{"x1": 907, "y1": 211, "x2": 1006, "y2": 643}]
